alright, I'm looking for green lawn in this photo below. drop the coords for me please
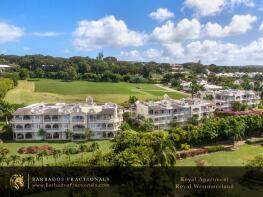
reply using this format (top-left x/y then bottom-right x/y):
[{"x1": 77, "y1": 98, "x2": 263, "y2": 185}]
[
  {"x1": 4, "y1": 80, "x2": 188, "y2": 105},
  {"x1": 0, "y1": 140, "x2": 113, "y2": 166},
  {"x1": 176, "y1": 144, "x2": 263, "y2": 166}
]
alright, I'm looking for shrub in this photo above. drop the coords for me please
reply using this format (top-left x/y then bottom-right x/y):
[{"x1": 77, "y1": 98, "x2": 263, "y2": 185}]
[
  {"x1": 180, "y1": 143, "x2": 190, "y2": 150},
  {"x1": 176, "y1": 148, "x2": 208, "y2": 159},
  {"x1": 17, "y1": 145, "x2": 54, "y2": 155},
  {"x1": 246, "y1": 138, "x2": 263, "y2": 144},
  {"x1": 206, "y1": 145, "x2": 225, "y2": 153},
  {"x1": 0, "y1": 147, "x2": 9, "y2": 156},
  {"x1": 87, "y1": 142, "x2": 100, "y2": 152}
]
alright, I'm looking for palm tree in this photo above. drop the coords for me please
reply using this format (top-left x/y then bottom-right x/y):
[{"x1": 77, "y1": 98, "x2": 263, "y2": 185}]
[
  {"x1": 0, "y1": 156, "x2": 6, "y2": 166},
  {"x1": 21, "y1": 157, "x2": 27, "y2": 166},
  {"x1": 190, "y1": 80, "x2": 204, "y2": 98},
  {"x1": 152, "y1": 143, "x2": 176, "y2": 167},
  {"x1": 78, "y1": 144, "x2": 88, "y2": 159},
  {"x1": 36, "y1": 151, "x2": 48, "y2": 166},
  {"x1": 65, "y1": 130, "x2": 73, "y2": 140},
  {"x1": 63, "y1": 147, "x2": 73, "y2": 161},
  {"x1": 38, "y1": 129, "x2": 46, "y2": 140},
  {"x1": 5, "y1": 157, "x2": 11, "y2": 166},
  {"x1": 52, "y1": 149, "x2": 62, "y2": 164},
  {"x1": 84, "y1": 128, "x2": 93, "y2": 141},
  {"x1": 26, "y1": 156, "x2": 35, "y2": 166},
  {"x1": 10, "y1": 155, "x2": 21, "y2": 166}
]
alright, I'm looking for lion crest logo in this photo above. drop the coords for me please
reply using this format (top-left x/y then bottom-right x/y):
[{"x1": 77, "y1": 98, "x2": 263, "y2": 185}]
[{"x1": 10, "y1": 174, "x2": 24, "y2": 190}]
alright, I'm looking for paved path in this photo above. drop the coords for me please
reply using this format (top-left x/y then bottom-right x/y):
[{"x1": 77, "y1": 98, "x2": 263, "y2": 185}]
[{"x1": 154, "y1": 84, "x2": 190, "y2": 96}]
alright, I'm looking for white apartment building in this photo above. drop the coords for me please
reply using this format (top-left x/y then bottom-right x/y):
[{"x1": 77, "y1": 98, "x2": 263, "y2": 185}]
[
  {"x1": 10, "y1": 97, "x2": 123, "y2": 141},
  {"x1": 134, "y1": 95, "x2": 215, "y2": 130},
  {"x1": 196, "y1": 90, "x2": 260, "y2": 111}
]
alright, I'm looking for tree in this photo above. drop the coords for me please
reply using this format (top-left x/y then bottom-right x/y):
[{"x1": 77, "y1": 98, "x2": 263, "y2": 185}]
[
  {"x1": 19, "y1": 68, "x2": 29, "y2": 80},
  {"x1": 34, "y1": 68, "x2": 44, "y2": 78},
  {"x1": 88, "y1": 142, "x2": 100, "y2": 152},
  {"x1": 65, "y1": 130, "x2": 73, "y2": 140},
  {"x1": 10, "y1": 155, "x2": 21, "y2": 166},
  {"x1": 78, "y1": 144, "x2": 88, "y2": 159},
  {"x1": 120, "y1": 122, "x2": 131, "y2": 131},
  {"x1": 38, "y1": 129, "x2": 46, "y2": 139},
  {"x1": 142, "y1": 66, "x2": 150, "y2": 78},
  {"x1": 151, "y1": 143, "x2": 176, "y2": 167},
  {"x1": 140, "y1": 118, "x2": 154, "y2": 132},
  {"x1": 52, "y1": 149, "x2": 62, "y2": 164},
  {"x1": 96, "y1": 51, "x2": 104, "y2": 60},
  {"x1": 84, "y1": 128, "x2": 93, "y2": 140},
  {"x1": 63, "y1": 146, "x2": 74, "y2": 161},
  {"x1": 0, "y1": 156, "x2": 6, "y2": 166},
  {"x1": 64, "y1": 67, "x2": 77, "y2": 81},
  {"x1": 128, "y1": 96, "x2": 138, "y2": 105},
  {"x1": 36, "y1": 151, "x2": 48, "y2": 166},
  {"x1": 190, "y1": 80, "x2": 204, "y2": 98},
  {"x1": 24, "y1": 156, "x2": 35, "y2": 166},
  {"x1": 231, "y1": 101, "x2": 247, "y2": 111}
]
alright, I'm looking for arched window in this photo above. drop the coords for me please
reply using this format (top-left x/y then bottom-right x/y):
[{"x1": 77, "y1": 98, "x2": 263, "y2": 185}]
[
  {"x1": 17, "y1": 133, "x2": 24, "y2": 139},
  {"x1": 73, "y1": 125, "x2": 85, "y2": 131},
  {"x1": 46, "y1": 133, "x2": 52, "y2": 139},
  {"x1": 16, "y1": 125, "x2": 23, "y2": 130},
  {"x1": 24, "y1": 124, "x2": 31, "y2": 129},
  {"x1": 107, "y1": 124, "x2": 113, "y2": 128},
  {"x1": 72, "y1": 116, "x2": 84, "y2": 122},
  {"x1": 23, "y1": 115, "x2": 30, "y2": 120},
  {"x1": 107, "y1": 132, "x2": 114, "y2": 138},
  {"x1": 44, "y1": 115, "x2": 51, "y2": 121},
  {"x1": 45, "y1": 124, "x2": 52, "y2": 129},
  {"x1": 53, "y1": 132, "x2": 59, "y2": 139},
  {"x1": 52, "y1": 115, "x2": 59, "y2": 121},
  {"x1": 25, "y1": 133, "x2": 32, "y2": 139},
  {"x1": 53, "y1": 124, "x2": 59, "y2": 129}
]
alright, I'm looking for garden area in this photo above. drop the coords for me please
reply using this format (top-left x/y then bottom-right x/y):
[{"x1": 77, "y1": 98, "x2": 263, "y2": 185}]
[{"x1": 0, "y1": 140, "x2": 113, "y2": 166}]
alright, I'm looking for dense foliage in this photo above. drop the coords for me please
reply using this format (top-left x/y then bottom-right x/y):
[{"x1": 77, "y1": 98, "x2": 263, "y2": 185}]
[
  {"x1": 0, "y1": 79, "x2": 14, "y2": 98},
  {"x1": 0, "y1": 55, "x2": 172, "y2": 83}
]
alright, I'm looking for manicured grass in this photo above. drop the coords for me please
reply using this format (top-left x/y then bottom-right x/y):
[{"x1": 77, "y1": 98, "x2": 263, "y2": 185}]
[
  {"x1": 175, "y1": 144, "x2": 263, "y2": 166},
  {"x1": 0, "y1": 140, "x2": 113, "y2": 166},
  {"x1": 4, "y1": 80, "x2": 189, "y2": 105}
]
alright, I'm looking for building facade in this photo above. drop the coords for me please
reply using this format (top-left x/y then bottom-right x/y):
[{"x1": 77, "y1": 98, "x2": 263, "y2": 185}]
[
  {"x1": 11, "y1": 97, "x2": 123, "y2": 141},
  {"x1": 134, "y1": 95, "x2": 215, "y2": 130},
  {"x1": 196, "y1": 90, "x2": 260, "y2": 111}
]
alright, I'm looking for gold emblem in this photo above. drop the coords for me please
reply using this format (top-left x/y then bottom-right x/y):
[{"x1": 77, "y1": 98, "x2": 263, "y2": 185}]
[{"x1": 10, "y1": 174, "x2": 24, "y2": 190}]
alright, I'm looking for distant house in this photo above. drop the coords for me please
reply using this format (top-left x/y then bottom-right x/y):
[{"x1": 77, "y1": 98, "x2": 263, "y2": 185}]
[
  {"x1": 0, "y1": 64, "x2": 11, "y2": 72},
  {"x1": 170, "y1": 64, "x2": 183, "y2": 72}
]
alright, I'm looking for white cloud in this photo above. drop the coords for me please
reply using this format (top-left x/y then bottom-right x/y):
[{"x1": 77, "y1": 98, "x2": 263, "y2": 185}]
[
  {"x1": 73, "y1": 16, "x2": 146, "y2": 51},
  {"x1": 31, "y1": 32, "x2": 64, "y2": 37},
  {"x1": 259, "y1": 22, "x2": 263, "y2": 33},
  {"x1": 149, "y1": 8, "x2": 174, "y2": 21},
  {"x1": 205, "y1": 14, "x2": 257, "y2": 37},
  {"x1": 150, "y1": 18, "x2": 201, "y2": 43},
  {"x1": 184, "y1": 0, "x2": 225, "y2": 16},
  {"x1": 22, "y1": 47, "x2": 30, "y2": 51},
  {"x1": 120, "y1": 50, "x2": 143, "y2": 61},
  {"x1": 119, "y1": 37, "x2": 263, "y2": 65},
  {"x1": 184, "y1": 0, "x2": 255, "y2": 17},
  {"x1": 0, "y1": 22, "x2": 24, "y2": 43}
]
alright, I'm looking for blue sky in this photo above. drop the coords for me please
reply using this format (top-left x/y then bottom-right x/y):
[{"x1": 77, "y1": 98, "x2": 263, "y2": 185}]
[{"x1": 1, "y1": 0, "x2": 263, "y2": 65}]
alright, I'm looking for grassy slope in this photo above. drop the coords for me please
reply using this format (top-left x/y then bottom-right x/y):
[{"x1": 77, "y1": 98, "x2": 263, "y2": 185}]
[
  {"x1": 176, "y1": 144, "x2": 263, "y2": 166},
  {"x1": 0, "y1": 140, "x2": 113, "y2": 166},
  {"x1": 4, "y1": 80, "x2": 188, "y2": 105}
]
